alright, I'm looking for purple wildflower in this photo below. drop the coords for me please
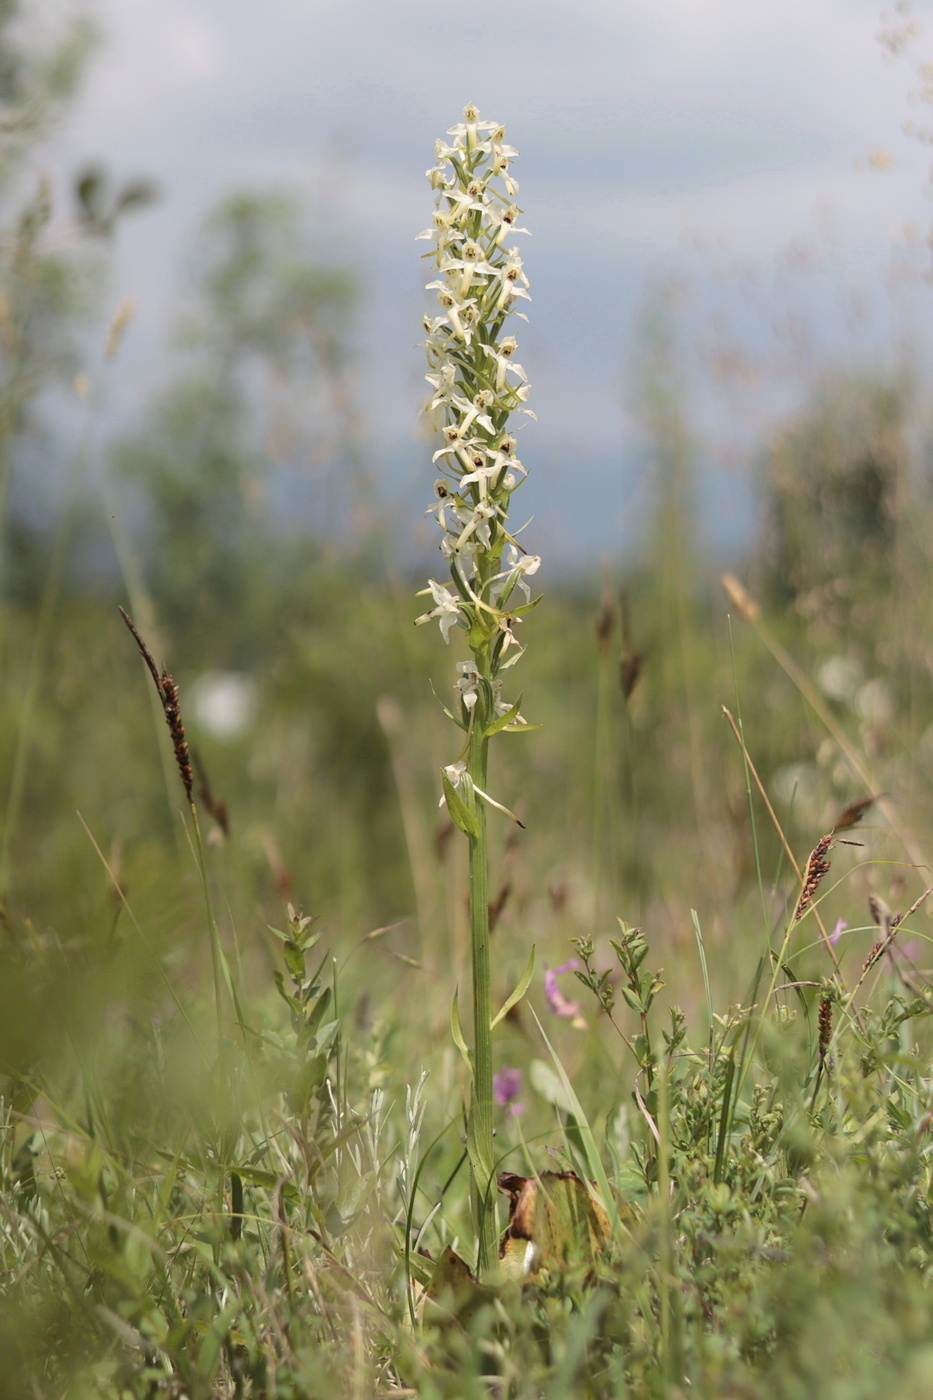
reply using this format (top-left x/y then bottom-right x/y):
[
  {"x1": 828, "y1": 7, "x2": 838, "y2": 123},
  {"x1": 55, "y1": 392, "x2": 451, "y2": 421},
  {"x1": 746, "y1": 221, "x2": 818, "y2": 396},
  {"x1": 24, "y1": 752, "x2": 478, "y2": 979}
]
[
  {"x1": 545, "y1": 959, "x2": 582, "y2": 1019},
  {"x1": 493, "y1": 1066, "x2": 524, "y2": 1118},
  {"x1": 829, "y1": 919, "x2": 848, "y2": 946}
]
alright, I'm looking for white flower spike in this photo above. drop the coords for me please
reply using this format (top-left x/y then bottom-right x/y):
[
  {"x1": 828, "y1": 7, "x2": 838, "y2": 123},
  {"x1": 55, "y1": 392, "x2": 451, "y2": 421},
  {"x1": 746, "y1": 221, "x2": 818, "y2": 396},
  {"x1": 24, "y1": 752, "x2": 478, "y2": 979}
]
[{"x1": 415, "y1": 105, "x2": 541, "y2": 1279}]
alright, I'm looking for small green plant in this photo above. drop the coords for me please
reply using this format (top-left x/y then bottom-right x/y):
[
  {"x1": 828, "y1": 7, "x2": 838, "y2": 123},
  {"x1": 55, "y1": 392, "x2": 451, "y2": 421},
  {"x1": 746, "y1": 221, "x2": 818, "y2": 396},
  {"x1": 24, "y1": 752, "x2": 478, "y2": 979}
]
[{"x1": 415, "y1": 103, "x2": 541, "y2": 1277}]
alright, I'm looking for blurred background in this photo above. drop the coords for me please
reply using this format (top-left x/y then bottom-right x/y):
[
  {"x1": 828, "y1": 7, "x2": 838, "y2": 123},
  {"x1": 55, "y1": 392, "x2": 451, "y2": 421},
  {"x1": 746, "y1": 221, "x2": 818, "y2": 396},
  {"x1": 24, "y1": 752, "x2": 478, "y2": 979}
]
[{"x1": 3, "y1": 0, "x2": 933, "y2": 1036}]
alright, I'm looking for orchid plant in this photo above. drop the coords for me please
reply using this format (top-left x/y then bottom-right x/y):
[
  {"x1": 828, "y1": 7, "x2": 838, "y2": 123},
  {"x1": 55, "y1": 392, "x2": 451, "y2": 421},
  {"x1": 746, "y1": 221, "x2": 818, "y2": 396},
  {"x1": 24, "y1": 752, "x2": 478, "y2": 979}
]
[{"x1": 415, "y1": 103, "x2": 540, "y2": 1276}]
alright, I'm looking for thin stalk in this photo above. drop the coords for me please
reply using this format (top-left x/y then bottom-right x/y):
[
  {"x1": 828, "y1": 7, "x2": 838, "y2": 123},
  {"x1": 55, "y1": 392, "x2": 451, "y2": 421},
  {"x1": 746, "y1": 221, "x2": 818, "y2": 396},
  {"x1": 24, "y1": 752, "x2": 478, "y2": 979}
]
[
  {"x1": 590, "y1": 636, "x2": 615, "y2": 925},
  {"x1": 189, "y1": 802, "x2": 224, "y2": 1057},
  {"x1": 723, "y1": 573, "x2": 928, "y2": 877},
  {"x1": 721, "y1": 705, "x2": 847, "y2": 987},
  {"x1": 0, "y1": 398, "x2": 92, "y2": 893},
  {"x1": 467, "y1": 709, "x2": 496, "y2": 1278},
  {"x1": 728, "y1": 620, "x2": 769, "y2": 931}
]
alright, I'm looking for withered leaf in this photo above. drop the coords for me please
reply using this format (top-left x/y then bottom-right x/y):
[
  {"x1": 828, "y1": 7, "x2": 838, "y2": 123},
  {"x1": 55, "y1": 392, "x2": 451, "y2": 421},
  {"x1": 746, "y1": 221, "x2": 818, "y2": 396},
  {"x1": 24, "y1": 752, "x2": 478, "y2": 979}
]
[{"x1": 497, "y1": 1170, "x2": 611, "y2": 1279}]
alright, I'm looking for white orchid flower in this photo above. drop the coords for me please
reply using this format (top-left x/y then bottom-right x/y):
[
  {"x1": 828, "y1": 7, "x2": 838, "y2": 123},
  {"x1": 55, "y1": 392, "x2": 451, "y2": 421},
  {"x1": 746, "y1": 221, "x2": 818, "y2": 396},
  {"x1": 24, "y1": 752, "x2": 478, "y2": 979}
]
[{"x1": 415, "y1": 579, "x2": 463, "y2": 643}]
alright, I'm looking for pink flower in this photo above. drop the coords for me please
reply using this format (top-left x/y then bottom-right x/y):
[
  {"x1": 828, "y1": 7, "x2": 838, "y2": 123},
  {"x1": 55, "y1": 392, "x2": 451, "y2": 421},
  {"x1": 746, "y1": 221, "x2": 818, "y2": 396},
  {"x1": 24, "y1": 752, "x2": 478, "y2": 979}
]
[
  {"x1": 545, "y1": 959, "x2": 581, "y2": 1019},
  {"x1": 829, "y1": 919, "x2": 848, "y2": 946},
  {"x1": 493, "y1": 1066, "x2": 524, "y2": 1117}
]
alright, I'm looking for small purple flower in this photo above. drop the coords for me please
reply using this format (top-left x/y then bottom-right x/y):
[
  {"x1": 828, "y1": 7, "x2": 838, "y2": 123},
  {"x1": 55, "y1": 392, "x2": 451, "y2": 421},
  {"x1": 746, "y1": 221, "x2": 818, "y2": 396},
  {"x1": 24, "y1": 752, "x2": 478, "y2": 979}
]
[
  {"x1": 545, "y1": 959, "x2": 581, "y2": 1019},
  {"x1": 493, "y1": 1066, "x2": 524, "y2": 1118},
  {"x1": 829, "y1": 919, "x2": 848, "y2": 946}
]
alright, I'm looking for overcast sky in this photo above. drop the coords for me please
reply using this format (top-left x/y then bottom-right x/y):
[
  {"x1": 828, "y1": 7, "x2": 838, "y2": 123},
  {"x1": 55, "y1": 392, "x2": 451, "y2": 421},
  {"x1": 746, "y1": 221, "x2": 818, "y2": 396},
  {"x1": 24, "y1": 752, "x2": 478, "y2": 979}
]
[{"x1": 47, "y1": 0, "x2": 933, "y2": 565}]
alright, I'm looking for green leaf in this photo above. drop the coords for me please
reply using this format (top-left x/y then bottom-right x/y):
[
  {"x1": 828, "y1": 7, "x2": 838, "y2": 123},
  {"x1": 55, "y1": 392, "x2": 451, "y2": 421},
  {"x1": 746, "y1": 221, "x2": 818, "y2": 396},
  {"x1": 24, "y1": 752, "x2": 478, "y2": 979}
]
[
  {"x1": 621, "y1": 985, "x2": 644, "y2": 1013},
  {"x1": 429, "y1": 679, "x2": 466, "y2": 730},
  {"x1": 491, "y1": 945, "x2": 536, "y2": 1029},
  {"x1": 272, "y1": 970, "x2": 301, "y2": 1015},
  {"x1": 283, "y1": 940, "x2": 304, "y2": 982},
  {"x1": 465, "y1": 1109, "x2": 495, "y2": 1201},
  {"x1": 484, "y1": 694, "x2": 523, "y2": 738},
  {"x1": 529, "y1": 1007, "x2": 624, "y2": 1238},
  {"x1": 450, "y1": 988, "x2": 473, "y2": 1076},
  {"x1": 529, "y1": 1057, "x2": 574, "y2": 1113},
  {"x1": 509, "y1": 594, "x2": 542, "y2": 618},
  {"x1": 442, "y1": 771, "x2": 479, "y2": 838},
  {"x1": 303, "y1": 985, "x2": 333, "y2": 1040}
]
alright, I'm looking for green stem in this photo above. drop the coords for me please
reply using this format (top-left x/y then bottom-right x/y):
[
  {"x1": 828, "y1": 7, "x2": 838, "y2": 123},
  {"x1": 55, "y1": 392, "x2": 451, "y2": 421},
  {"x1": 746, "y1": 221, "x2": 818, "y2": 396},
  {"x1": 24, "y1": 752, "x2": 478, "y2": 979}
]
[
  {"x1": 467, "y1": 701, "x2": 497, "y2": 1278},
  {"x1": 190, "y1": 802, "x2": 225, "y2": 1058}
]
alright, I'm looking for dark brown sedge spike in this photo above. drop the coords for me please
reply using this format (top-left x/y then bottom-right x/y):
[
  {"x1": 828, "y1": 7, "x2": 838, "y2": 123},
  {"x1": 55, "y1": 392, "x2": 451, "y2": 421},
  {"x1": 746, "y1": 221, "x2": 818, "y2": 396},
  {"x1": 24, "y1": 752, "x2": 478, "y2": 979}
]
[
  {"x1": 119, "y1": 607, "x2": 194, "y2": 803},
  {"x1": 794, "y1": 833, "x2": 833, "y2": 921},
  {"x1": 818, "y1": 994, "x2": 833, "y2": 1070},
  {"x1": 832, "y1": 795, "x2": 879, "y2": 833},
  {"x1": 594, "y1": 590, "x2": 615, "y2": 655},
  {"x1": 861, "y1": 939, "x2": 886, "y2": 977},
  {"x1": 619, "y1": 650, "x2": 644, "y2": 700},
  {"x1": 868, "y1": 893, "x2": 892, "y2": 932}
]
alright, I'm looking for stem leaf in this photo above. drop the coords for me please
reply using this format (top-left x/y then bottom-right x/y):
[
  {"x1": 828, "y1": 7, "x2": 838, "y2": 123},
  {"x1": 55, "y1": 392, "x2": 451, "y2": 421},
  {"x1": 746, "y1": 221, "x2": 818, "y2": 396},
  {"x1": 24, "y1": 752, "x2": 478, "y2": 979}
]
[
  {"x1": 491, "y1": 944, "x2": 536, "y2": 1029},
  {"x1": 450, "y1": 988, "x2": 473, "y2": 1076},
  {"x1": 483, "y1": 694, "x2": 532, "y2": 738},
  {"x1": 529, "y1": 1006, "x2": 619, "y2": 1231},
  {"x1": 442, "y1": 770, "x2": 479, "y2": 838}
]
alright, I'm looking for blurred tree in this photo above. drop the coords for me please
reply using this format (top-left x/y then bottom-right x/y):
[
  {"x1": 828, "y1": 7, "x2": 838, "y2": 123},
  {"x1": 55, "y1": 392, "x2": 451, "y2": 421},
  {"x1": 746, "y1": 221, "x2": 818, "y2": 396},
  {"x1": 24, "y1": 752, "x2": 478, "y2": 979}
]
[
  {"x1": 0, "y1": 3, "x2": 156, "y2": 596},
  {"x1": 758, "y1": 375, "x2": 909, "y2": 623},
  {"x1": 0, "y1": 4, "x2": 95, "y2": 556},
  {"x1": 114, "y1": 190, "x2": 359, "y2": 657}
]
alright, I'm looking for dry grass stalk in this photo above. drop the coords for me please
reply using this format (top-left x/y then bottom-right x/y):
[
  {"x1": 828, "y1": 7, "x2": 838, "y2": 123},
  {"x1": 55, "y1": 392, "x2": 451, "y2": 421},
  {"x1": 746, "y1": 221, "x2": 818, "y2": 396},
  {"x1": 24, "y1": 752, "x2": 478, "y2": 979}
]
[
  {"x1": 794, "y1": 834, "x2": 833, "y2": 921},
  {"x1": 855, "y1": 886, "x2": 933, "y2": 992},
  {"x1": 721, "y1": 706, "x2": 848, "y2": 987},
  {"x1": 119, "y1": 607, "x2": 193, "y2": 803},
  {"x1": 722, "y1": 574, "x2": 928, "y2": 881}
]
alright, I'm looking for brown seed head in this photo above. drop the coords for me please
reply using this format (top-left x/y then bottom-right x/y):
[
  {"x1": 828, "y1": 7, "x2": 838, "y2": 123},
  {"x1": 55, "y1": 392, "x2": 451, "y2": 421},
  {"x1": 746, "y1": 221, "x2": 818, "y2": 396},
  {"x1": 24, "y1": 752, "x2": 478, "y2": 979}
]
[
  {"x1": 620, "y1": 651, "x2": 644, "y2": 700},
  {"x1": 818, "y1": 994, "x2": 833, "y2": 1069},
  {"x1": 594, "y1": 589, "x2": 615, "y2": 654},
  {"x1": 721, "y1": 573, "x2": 760, "y2": 621},
  {"x1": 794, "y1": 833, "x2": 833, "y2": 921},
  {"x1": 119, "y1": 607, "x2": 193, "y2": 803},
  {"x1": 832, "y1": 795, "x2": 879, "y2": 832}
]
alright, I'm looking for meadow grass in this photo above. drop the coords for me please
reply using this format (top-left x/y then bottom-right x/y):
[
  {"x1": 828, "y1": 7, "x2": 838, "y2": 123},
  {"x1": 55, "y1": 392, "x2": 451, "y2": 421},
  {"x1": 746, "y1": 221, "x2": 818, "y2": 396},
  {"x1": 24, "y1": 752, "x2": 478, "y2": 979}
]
[
  {"x1": 6, "y1": 87, "x2": 933, "y2": 1400},
  {"x1": 4, "y1": 475, "x2": 933, "y2": 1398}
]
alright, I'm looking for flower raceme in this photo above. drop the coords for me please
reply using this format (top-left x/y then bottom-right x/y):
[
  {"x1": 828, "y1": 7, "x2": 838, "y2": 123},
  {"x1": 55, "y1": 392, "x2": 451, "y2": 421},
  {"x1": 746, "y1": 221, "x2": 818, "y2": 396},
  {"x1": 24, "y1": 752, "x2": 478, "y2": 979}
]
[{"x1": 414, "y1": 103, "x2": 540, "y2": 728}]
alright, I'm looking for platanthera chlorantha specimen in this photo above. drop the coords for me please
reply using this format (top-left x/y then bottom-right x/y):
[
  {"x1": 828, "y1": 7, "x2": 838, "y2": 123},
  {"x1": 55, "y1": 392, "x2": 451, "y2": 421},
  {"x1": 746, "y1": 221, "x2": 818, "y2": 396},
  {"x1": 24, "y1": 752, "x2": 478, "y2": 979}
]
[{"x1": 415, "y1": 103, "x2": 541, "y2": 1278}]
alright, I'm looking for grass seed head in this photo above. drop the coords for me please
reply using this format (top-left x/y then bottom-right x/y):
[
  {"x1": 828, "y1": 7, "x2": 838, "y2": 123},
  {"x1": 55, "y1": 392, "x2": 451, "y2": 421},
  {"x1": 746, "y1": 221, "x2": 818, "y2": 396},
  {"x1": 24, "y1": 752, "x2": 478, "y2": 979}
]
[
  {"x1": 120, "y1": 607, "x2": 194, "y2": 803},
  {"x1": 832, "y1": 794, "x2": 879, "y2": 832},
  {"x1": 818, "y1": 994, "x2": 833, "y2": 1068},
  {"x1": 794, "y1": 833, "x2": 833, "y2": 921}
]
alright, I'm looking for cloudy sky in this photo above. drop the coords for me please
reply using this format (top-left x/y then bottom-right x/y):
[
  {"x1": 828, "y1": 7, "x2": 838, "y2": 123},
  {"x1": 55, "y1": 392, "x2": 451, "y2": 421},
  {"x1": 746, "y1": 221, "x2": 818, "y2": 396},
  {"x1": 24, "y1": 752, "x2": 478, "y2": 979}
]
[{"x1": 48, "y1": 0, "x2": 933, "y2": 565}]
